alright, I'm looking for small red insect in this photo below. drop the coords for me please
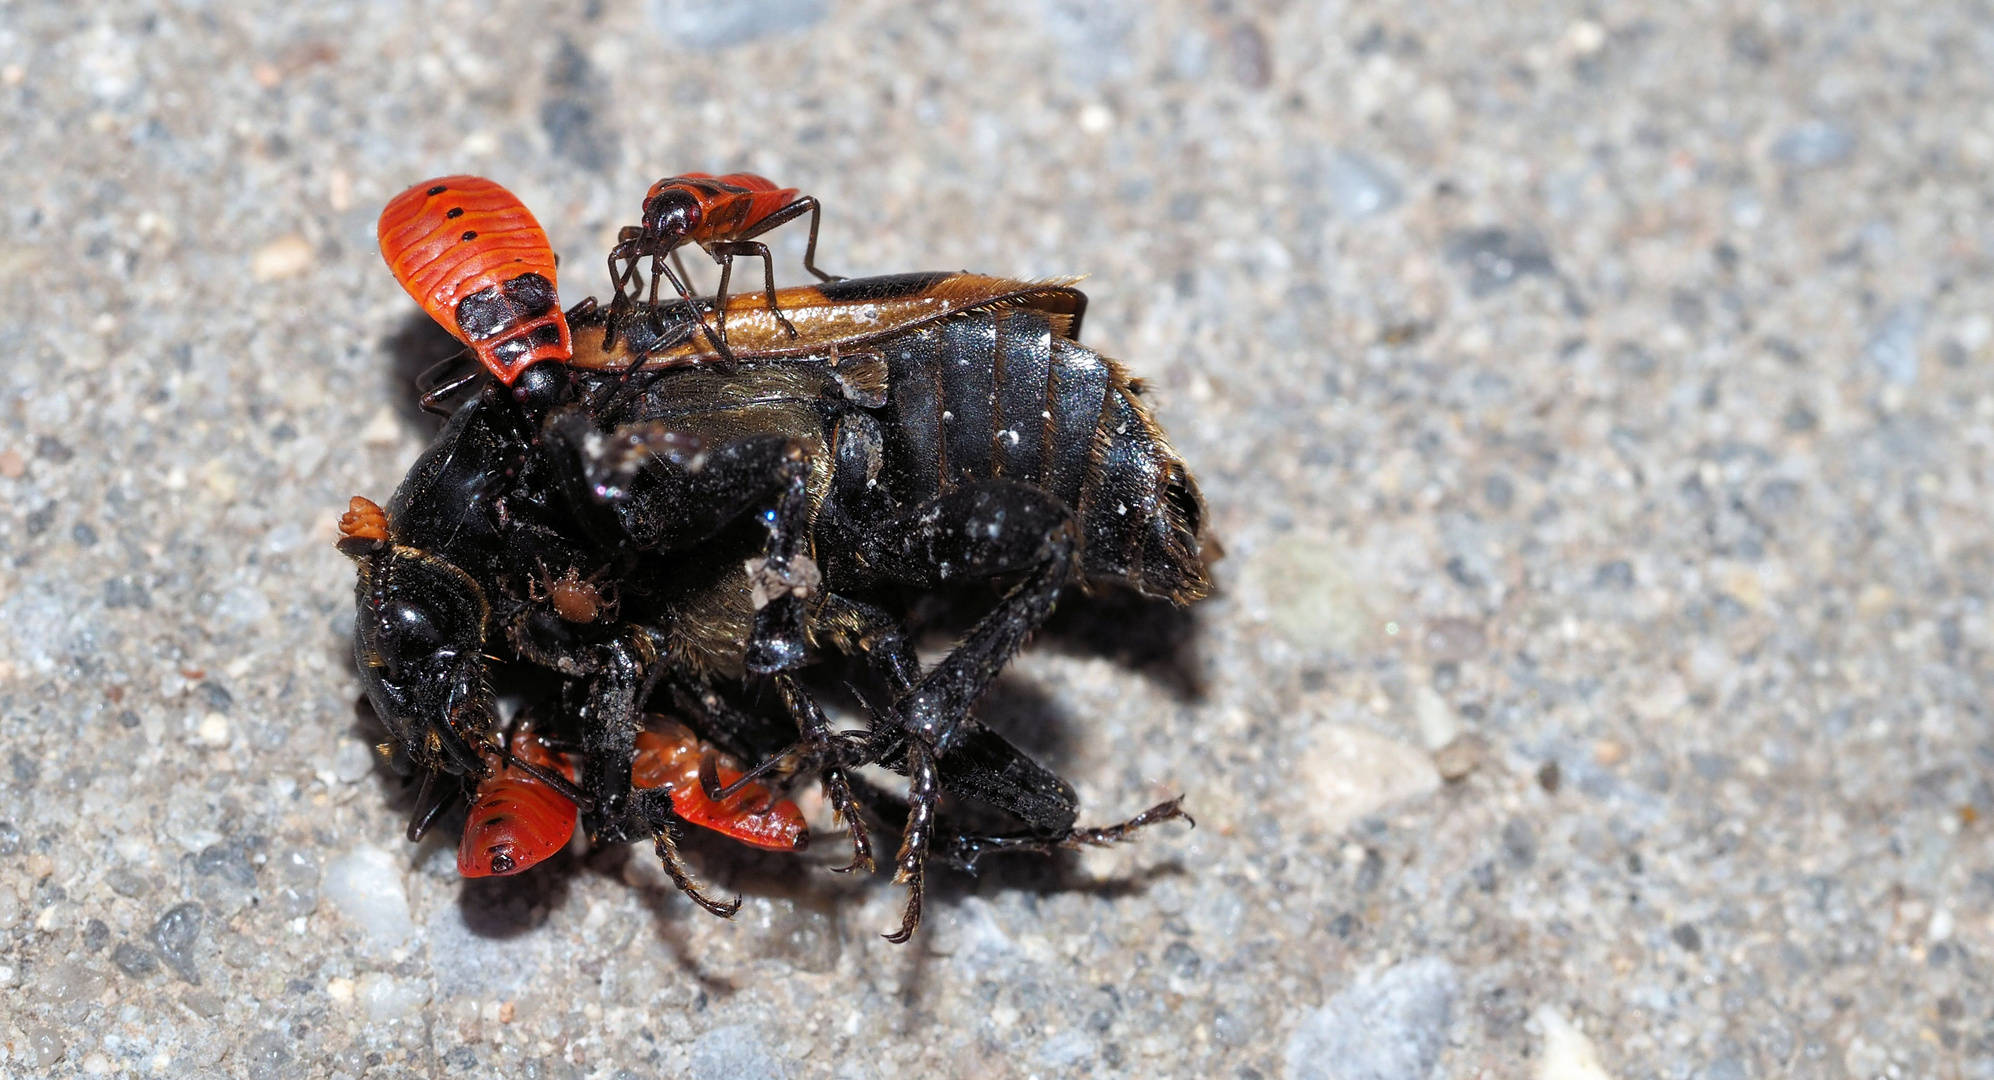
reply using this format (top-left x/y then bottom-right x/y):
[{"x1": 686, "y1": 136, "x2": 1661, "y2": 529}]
[
  {"x1": 606, "y1": 173, "x2": 837, "y2": 354},
  {"x1": 456, "y1": 718, "x2": 807, "y2": 879},
  {"x1": 378, "y1": 175, "x2": 573, "y2": 389},
  {"x1": 458, "y1": 724, "x2": 577, "y2": 878},
  {"x1": 631, "y1": 719, "x2": 808, "y2": 853}
]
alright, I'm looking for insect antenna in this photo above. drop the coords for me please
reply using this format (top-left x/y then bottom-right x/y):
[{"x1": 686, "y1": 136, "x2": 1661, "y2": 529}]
[
  {"x1": 695, "y1": 748, "x2": 786, "y2": 806},
  {"x1": 498, "y1": 745, "x2": 594, "y2": 811}
]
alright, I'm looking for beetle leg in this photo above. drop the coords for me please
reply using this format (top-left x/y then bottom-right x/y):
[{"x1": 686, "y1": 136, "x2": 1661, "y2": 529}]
[
  {"x1": 571, "y1": 630, "x2": 660, "y2": 848},
  {"x1": 810, "y1": 592, "x2": 1084, "y2": 839},
  {"x1": 930, "y1": 796, "x2": 1194, "y2": 871},
  {"x1": 773, "y1": 674, "x2": 874, "y2": 874},
  {"x1": 854, "y1": 480, "x2": 1082, "y2": 758},
  {"x1": 883, "y1": 737, "x2": 939, "y2": 942},
  {"x1": 637, "y1": 790, "x2": 742, "y2": 919}
]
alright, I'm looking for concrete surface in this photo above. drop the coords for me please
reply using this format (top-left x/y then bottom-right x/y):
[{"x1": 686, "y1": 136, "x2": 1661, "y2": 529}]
[{"x1": 3, "y1": 1, "x2": 1993, "y2": 1078}]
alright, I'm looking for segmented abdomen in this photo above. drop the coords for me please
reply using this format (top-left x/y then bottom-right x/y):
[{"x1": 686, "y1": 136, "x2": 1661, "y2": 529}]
[
  {"x1": 377, "y1": 175, "x2": 571, "y2": 384},
  {"x1": 457, "y1": 727, "x2": 577, "y2": 878},
  {"x1": 880, "y1": 310, "x2": 1211, "y2": 604}
]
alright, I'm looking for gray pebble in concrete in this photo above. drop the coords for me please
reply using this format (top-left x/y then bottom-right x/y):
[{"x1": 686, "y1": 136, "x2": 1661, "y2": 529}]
[
  {"x1": 651, "y1": 0, "x2": 826, "y2": 50},
  {"x1": 196, "y1": 838, "x2": 256, "y2": 886},
  {"x1": 690, "y1": 1023, "x2": 785, "y2": 1080},
  {"x1": 1444, "y1": 229, "x2": 1556, "y2": 297},
  {"x1": 1323, "y1": 150, "x2": 1403, "y2": 218},
  {"x1": 1284, "y1": 957, "x2": 1458, "y2": 1080},
  {"x1": 1867, "y1": 304, "x2": 1923, "y2": 385},
  {"x1": 150, "y1": 902, "x2": 204, "y2": 985},
  {"x1": 106, "y1": 866, "x2": 150, "y2": 898},
  {"x1": 112, "y1": 942, "x2": 158, "y2": 978},
  {"x1": 241, "y1": 1030, "x2": 292, "y2": 1080},
  {"x1": 1500, "y1": 817, "x2": 1537, "y2": 869},
  {"x1": 1770, "y1": 120, "x2": 1856, "y2": 168}
]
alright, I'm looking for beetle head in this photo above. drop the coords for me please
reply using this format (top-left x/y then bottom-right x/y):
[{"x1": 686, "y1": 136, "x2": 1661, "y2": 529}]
[{"x1": 350, "y1": 542, "x2": 497, "y2": 780}]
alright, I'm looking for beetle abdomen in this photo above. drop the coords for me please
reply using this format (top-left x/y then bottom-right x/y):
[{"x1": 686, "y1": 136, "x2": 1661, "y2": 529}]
[{"x1": 881, "y1": 311, "x2": 1210, "y2": 604}]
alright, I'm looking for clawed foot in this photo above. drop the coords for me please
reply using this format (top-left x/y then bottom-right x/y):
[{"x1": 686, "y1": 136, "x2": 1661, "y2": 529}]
[
  {"x1": 1061, "y1": 796, "x2": 1195, "y2": 848},
  {"x1": 882, "y1": 739, "x2": 939, "y2": 943},
  {"x1": 652, "y1": 821, "x2": 741, "y2": 919}
]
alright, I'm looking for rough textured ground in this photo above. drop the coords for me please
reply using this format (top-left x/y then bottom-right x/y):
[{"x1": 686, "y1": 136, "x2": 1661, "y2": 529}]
[{"x1": 3, "y1": 1, "x2": 1992, "y2": 1077}]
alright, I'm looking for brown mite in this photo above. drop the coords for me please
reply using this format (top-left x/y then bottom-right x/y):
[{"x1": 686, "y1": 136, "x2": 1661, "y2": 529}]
[{"x1": 535, "y1": 564, "x2": 615, "y2": 624}]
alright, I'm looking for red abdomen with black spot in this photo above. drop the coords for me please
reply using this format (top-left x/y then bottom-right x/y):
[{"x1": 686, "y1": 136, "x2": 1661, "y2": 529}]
[
  {"x1": 378, "y1": 175, "x2": 572, "y2": 385},
  {"x1": 458, "y1": 727, "x2": 577, "y2": 878}
]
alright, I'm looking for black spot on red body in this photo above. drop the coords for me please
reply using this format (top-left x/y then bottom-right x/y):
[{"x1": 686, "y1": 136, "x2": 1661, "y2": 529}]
[
  {"x1": 461, "y1": 231, "x2": 478, "y2": 242},
  {"x1": 446, "y1": 207, "x2": 464, "y2": 219},
  {"x1": 427, "y1": 185, "x2": 447, "y2": 195}
]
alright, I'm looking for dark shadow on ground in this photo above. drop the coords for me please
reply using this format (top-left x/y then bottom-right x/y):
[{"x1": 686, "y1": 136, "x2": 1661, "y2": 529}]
[
  {"x1": 380, "y1": 308, "x2": 477, "y2": 436},
  {"x1": 1040, "y1": 583, "x2": 1207, "y2": 702},
  {"x1": 457, "y1": 851, "x2": 577, "y2": 939},
  {"x1": 904, "y1": 580, "x2": 1207, "y2": 705}
]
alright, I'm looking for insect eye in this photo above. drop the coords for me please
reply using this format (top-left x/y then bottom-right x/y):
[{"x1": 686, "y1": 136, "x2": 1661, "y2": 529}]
[{"x1": 382, "y1": 598, "x2": 443, "y2": 660}]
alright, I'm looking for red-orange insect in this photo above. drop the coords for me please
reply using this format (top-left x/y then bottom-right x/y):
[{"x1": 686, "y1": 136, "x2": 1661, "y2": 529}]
[
  {"x1": 458, "y1": 725, "x2": 577, "y2": 878},
  {"x1": 378, "y1": 175, "x2": 573, "y2": 387},
  {"x1": 606, "y1": 173, "x2": 836, "y2": 355},
  {"x1": 456, "y1": 719, "x2": 807, "y2": 879},
  {"x1": 631, "y1": 720, "x2": 808, "y2": 853}
]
